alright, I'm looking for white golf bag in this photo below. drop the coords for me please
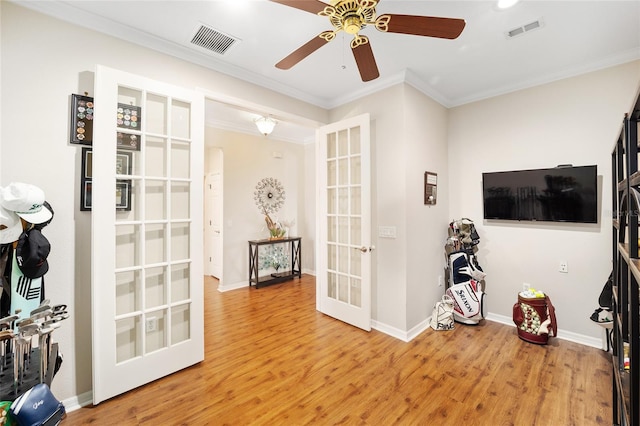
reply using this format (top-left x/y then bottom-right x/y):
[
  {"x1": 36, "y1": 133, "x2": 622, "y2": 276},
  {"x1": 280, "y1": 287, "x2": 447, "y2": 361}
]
[{"x1": 446, "y1": 251, "x2": 485, "y2": 324}]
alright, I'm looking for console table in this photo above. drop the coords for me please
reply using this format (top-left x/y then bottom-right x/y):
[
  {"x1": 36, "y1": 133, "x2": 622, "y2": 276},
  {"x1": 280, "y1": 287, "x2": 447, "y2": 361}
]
[{"x1": 248, "y1": 237, "x2": 301, "y2": 288}]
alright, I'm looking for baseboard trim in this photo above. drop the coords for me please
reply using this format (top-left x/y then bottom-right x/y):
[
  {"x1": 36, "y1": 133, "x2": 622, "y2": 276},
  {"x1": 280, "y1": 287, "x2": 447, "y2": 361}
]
[
  {"x1": 372, "y1": 312, "x2": 603, "y2": 350},
  {"x1": 217, "y1": 280, "x2": 248, "y2": 293},
  {"x1": 485, "y1": 313, "x2": 603, "y2": 349},
  {"x1": 63, "y1": 390, "x2": 93, "y2": 412}
]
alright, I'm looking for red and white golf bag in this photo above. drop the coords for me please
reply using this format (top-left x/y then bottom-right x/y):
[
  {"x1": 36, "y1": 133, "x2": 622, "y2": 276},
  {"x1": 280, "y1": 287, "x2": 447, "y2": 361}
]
[{"x1": 512, "y1": 293, "x2": 557, "y2": 344}]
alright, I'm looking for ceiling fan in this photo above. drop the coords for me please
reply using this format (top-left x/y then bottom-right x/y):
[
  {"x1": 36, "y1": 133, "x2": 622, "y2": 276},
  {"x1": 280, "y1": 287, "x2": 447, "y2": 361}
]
[{"x1": 270, "y1": 0, "x2": 466, "y2": 82}]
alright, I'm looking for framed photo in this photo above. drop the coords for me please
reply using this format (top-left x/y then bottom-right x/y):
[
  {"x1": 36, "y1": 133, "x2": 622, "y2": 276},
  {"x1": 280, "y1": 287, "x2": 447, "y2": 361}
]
[
  {"x1": 116, "y1": 180, "x2": 132, "y2": 211},
  {"x1": 70, "y1": 94, "x2": 94, "y2": 145},
  {"x1": 424, "y1": 171, "x2": 437, "y2": 205},
  {"x1": 80, "y1": 147, "x2": 134, "y2": 211},
  {"x1": 82, "y1": 147, "x2": 93, "y2": 179},
  {"x1": 116, "y1": 151, "x2": 133, "y2": 175},
  {"x1": 80, "y1": 181, "x2": 92, "y2": 211}
]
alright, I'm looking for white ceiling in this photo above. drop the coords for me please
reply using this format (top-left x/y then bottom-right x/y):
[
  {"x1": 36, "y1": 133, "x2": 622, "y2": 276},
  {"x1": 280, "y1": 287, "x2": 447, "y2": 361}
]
[{"x1": 17, "y1": 0, "x2": 640, "y2": 141}]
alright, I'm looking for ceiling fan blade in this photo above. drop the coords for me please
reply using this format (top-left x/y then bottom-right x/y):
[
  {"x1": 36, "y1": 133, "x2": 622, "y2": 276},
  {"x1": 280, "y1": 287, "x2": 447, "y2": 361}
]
[
  {"x1": 377, "y1": 14, "x2": 466, "y2": 39},
  {"x1": 269, "y1": 0, "x2": 328, "y2": 15},
  {"x1": 275, "y1": 34, "x2": 331, "y2": 70},
  {"x1": 351, "y1": 37, "x2": 379, "y2": 82}
]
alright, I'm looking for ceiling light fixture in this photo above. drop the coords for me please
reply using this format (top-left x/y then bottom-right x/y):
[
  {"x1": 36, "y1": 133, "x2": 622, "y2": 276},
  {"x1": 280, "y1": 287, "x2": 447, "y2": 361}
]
[
  {"x1": 254, "y1": 116, "x2": 277, "y2": 136},
  {"x1": 497, "y1": 0, "x2": 520, "y2": 9}
]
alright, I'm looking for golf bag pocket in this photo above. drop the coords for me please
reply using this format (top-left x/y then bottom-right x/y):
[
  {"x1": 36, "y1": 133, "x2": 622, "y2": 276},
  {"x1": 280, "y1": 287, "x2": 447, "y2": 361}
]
[
  {"x1": 446, "y1": 279, "x2": 484, "y2": 320},
  {"x1": 9, "y1": 384, "x2": 65, "y2": 426}
]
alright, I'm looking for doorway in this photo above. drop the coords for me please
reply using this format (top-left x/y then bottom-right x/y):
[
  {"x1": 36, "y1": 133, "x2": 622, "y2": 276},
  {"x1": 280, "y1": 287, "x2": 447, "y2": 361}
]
[
  {"x1": 202, "y1": 96, "x2": 319, "y2": 290},
  {"x1": 204, "y1": 163, "x2": 223, "y2": 280}
]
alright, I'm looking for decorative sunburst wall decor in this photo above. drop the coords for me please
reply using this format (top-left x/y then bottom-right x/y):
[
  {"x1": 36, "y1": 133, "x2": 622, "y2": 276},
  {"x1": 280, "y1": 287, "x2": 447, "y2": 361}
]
[{"x1": 254, "y1": 177, "x2": 285, "y2": 215}]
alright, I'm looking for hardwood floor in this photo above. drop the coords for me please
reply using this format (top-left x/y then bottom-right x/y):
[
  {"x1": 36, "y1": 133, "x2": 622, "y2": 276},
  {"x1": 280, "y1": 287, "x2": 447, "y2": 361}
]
[{"x1": 66, "y1": 275, "x2": 612, "y2": 425}]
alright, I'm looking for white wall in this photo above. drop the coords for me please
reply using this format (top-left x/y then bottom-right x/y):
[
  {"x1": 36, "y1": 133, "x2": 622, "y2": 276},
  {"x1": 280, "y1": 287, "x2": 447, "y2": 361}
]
[
  {"x1": 448, "y1": 61, "x2": 640, "y2": 338},
  {"x1": 205, "y1": 129, "x2": 309, "y2": 289},
  {"x1": 0, "y1": 2, "x2": 327, "y2": 402}
]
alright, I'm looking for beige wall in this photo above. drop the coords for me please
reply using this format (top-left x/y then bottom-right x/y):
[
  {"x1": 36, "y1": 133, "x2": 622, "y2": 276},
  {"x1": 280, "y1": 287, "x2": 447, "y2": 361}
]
[
  {"x1": 403, "y1": 85, "x2": 450, "y2": 332},
  {"x1": 448, "y1": 60, "x2": 640, "y2": 338}
]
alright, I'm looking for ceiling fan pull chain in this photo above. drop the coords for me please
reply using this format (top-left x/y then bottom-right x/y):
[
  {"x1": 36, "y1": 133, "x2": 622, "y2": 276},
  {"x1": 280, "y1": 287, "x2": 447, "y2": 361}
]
[{"x1": 341, "y1": 33, "x2": 347, "y2": 70}]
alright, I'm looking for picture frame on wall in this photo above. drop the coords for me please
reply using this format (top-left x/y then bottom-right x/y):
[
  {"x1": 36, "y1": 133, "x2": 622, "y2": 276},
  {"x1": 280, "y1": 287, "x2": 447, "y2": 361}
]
[
  {"x1": 80, "y1": 147, "x2": 92, "y2": 211},
  {"x1": 81, "y1": 147, "x2": 134, "y2": 211},
  {"x1": 81, "y1": 181, "x2": 92, "y2": 211},
  {"x1": 424, "y1": 171, "x2": 437, "y2": 205},
  {"x1": 115, "y1": 180, "x2": 132, "y2": 211},
  {"x1": 70, "y1": 94, "x2": 94, "y2": 145},
  {"x1": 116, "y1": 151, "x2": 133, "y2": 175}
]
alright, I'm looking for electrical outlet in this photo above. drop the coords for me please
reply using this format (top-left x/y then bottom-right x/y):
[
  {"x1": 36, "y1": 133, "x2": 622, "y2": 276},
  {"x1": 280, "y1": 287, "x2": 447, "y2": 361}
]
[
  {"x1": 559, "y1": 261, "x2": 568, "y2": 273},
  {"x1": 523, "y1": 283, "x2": 530, "y2": 292},
  {"x1": 146, "y1": 317, "x2": 157, "y2": 333},
  {"x1": 438, "y1": 275, "x2": 443, "y2": 287}
]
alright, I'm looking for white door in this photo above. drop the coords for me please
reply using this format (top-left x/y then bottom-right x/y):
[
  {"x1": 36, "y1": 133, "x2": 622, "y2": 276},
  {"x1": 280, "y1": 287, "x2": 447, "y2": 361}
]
[
  {"x1": 91, "y1": 65, "x2": 205, "y2": 404},
  {"x1": 316, "y1": 114, "x2": 372, "y2": 331},
  {"x1": 205, "y1": 172, "x2": 223, "y2": 279}
]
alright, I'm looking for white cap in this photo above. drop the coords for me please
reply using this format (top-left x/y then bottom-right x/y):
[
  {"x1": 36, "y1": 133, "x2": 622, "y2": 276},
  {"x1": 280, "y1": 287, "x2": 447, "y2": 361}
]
[
  {"x1": 0, "y1": 204, "x2": 23, "y2": 244},
  {"x1": 0, "y1": 183, "x2": 53, "y2": 225}
]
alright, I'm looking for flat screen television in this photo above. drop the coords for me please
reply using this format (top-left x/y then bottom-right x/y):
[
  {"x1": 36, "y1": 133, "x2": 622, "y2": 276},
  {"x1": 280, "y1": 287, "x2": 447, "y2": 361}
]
[{"x1": 482, "y1": 165, "x2": 597, "y2": 223}]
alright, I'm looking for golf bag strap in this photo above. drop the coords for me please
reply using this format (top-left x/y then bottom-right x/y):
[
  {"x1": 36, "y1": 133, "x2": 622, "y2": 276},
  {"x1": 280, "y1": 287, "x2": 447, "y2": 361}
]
[{"x1": 546, "y1": 295, "x2": 557, "y2": 337}]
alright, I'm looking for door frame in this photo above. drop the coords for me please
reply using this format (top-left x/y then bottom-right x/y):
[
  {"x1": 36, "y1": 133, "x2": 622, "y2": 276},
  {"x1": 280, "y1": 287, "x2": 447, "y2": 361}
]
[{"x1": 198, "y1": 89, "x2": 324, "y2": 290}]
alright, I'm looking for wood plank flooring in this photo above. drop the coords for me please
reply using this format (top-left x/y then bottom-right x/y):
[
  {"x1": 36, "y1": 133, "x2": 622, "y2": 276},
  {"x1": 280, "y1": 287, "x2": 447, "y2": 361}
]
[{"x1": 65, "y1": 275, "x2": 612, "y2": 425}]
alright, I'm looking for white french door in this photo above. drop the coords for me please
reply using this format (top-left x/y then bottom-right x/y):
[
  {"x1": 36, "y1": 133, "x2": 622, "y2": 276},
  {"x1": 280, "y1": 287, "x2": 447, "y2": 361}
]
[
  {"x1": 316, "y1": 114, "x2": 372, "y2": 331},
  {"x1": 91, "y1": 65, "x2": 205, "y2": 404}
]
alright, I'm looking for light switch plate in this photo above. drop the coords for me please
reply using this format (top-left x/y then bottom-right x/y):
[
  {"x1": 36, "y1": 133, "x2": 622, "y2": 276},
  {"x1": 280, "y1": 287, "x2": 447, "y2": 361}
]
[{"x1": 378, "y1": 226, "x2": 397, "y2": 238}]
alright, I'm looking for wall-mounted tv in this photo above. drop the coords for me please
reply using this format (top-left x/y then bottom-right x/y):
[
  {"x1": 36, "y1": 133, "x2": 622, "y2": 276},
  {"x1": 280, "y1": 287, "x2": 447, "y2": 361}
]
[{"x1": 482, "y1": 165, "x2": 597, "y2": 223}]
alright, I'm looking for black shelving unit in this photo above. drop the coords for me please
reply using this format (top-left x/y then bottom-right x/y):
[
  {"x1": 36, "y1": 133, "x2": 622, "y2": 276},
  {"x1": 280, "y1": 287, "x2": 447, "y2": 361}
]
[{"x1": 612, "y1": 92, "x2": 640, "y2": 426}]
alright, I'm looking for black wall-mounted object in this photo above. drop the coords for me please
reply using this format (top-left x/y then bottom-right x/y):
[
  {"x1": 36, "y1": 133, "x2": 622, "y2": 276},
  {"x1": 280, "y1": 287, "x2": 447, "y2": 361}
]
[{"x1": 482, "y1": 165, "x2": 597, "y2": 223}]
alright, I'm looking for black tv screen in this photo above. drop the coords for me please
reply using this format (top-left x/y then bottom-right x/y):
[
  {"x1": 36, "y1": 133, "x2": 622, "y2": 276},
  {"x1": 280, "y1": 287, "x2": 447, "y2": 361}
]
[{"x1": 482, "y1": 165, "x2": 597, "y2": 223}]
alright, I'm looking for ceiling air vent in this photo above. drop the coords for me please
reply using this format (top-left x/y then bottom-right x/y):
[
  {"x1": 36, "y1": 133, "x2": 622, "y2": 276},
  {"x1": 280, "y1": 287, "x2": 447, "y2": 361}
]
[
  {"x1": 190, "y1": 24, "x2": 239, "y2": 55},
  {"x1": 505, "y1": 18, "x2": 544, "y2": 39}
]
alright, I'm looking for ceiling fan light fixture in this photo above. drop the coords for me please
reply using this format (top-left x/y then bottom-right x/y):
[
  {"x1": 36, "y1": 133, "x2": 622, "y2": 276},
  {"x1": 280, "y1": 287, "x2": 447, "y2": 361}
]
[
  {"x1": 344, "y1": 16, "x2": 363, "y2": 34},
  {"x1": 497, "y1": 0, "x2": 520, "y2": 9},
  {"x1": 254, "y1": 116, "x2": 277, "y2": 136}
]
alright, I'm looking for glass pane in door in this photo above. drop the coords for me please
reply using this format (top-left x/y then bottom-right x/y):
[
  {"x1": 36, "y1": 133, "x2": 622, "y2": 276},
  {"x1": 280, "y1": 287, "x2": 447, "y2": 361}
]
[{"x1": 324, "y1": 125, "x2": 363, "y2": 307}]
